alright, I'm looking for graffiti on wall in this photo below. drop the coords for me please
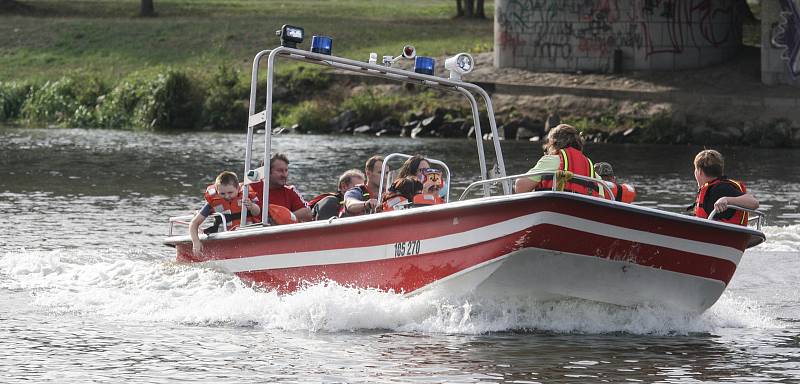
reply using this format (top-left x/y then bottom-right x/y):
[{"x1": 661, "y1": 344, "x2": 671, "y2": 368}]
[
  {"x1": 773, "y1": 0, "x2": 800, "y2": 78},
  {"x1": 497, "y1": 0, "x2": 739, "y2": 64}
]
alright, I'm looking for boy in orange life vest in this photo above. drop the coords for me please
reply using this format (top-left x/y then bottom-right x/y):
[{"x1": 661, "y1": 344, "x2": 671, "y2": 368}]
[
  {"x1": 189, "y1": 171, "x2": 261, "y2": 254},
  {"x1": 692, "y1": 149, "x2": 758, "y2": 225}
]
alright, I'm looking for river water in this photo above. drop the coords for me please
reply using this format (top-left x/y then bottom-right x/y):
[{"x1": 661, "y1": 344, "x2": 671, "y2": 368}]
[{"x1": 1, "y1": 127, "x2": 799, "y2": 383}]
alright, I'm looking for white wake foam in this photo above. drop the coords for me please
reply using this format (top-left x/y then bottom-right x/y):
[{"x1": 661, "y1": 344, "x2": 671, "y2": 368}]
[
  {"x1": 756, "y1": 225, "x2": 800, "y2": 252},
  {"x1": 0, "y1": 248, "x2": 783, "y2": 335}
]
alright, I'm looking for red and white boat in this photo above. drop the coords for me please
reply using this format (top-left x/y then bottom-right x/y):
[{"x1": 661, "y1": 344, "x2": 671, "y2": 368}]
[{"x1": 166, "y1": 33, "x2": 765, "y2": 313}]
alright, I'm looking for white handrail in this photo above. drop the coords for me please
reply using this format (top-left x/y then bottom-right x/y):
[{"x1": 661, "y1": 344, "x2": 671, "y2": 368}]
[
  {"x1": 168, "y1": 212, "x2": 228, "y2": 236},
  {"x1": 707, "y1": 205, "x2": 765, "y2": 230}
]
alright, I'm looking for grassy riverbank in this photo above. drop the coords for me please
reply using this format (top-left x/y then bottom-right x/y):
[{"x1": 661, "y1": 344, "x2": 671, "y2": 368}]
[
  {"x1": 1, "y1": 0, "x2": 493, "y2": 131},
  {"x1": 0, "y1": 0, "x2": 492, "y2": 82}
]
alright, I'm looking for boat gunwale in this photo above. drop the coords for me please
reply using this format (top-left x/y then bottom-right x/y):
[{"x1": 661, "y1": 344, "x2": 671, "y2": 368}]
[{"x1": 165, "y1": 191, "x2": 766, "y2": 248}]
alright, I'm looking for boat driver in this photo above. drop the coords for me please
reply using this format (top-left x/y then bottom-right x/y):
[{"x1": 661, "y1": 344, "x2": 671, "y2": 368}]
[{"x1": 250, "y1": 153, "x2": 312, "y2": 222}]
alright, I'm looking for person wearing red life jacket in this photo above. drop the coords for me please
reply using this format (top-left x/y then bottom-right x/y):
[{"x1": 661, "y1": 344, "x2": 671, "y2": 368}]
[
  {"x1": 250, "y1": 153, "x2": 312, "y2": 223},
  {"x1": 189, "y1": 171, "x2": 261, "y2": 254},
  {"x1": 381, "y1": 177, "x2": 423, "y2": 212},
  {"x1": 593, "y1": 162, "x2": 636, "y2": 203},
  {"x1": 381, "y1": 173, "x2": 444, "y2": 212},
  {"x1": 691, "y1": 149, "x2": 758, "y2": 225},
  {"x1": 310, "y1": 169, "x2": 365, "y2": 220},
  {"x1": 514, "y1": 124, "x2": 604, "y2": 197}
]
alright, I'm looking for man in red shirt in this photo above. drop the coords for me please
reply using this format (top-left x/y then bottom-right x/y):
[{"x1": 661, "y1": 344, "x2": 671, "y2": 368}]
[{"x1": 252, "y1": 153, "x2": 312, "y2": 222}]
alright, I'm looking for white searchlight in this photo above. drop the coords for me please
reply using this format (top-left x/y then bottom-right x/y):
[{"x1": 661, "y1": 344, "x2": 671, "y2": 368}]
[{"x1": 444, "y1": 53, "x2": 474, "y2": 81}]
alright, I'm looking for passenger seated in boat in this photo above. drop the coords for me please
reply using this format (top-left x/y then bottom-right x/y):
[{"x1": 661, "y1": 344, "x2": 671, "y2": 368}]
[
  {"x1": 309, "y1": 169, "x2": 365, "y2": 220},
  {"x1": 250, "y1": 153, "x2": 312, "y2": 222},
  {"x1": 382, "y1": 174, "x2": 444, "y2": 211},
  {"x1": 690, "y1": 149, "x2": 758, "y2": 226},
  {"x1": 395, "y1": 154, "x2": 431, "y2": 180},
  {"x1": 390, "y1": 154, "x2": 448, "y2": 199},
  {"x1": 514, "y1": 124, "x2": 604, "y2": 197},
  {"x1": 593, "y1": 162, "x2": 636, "y2": 203},
  {"x1": 341, "y1": 156, "x2": 386, "y2": 216},
  {"x1": 189, "y1": 171, "x2": 261, "y2": 254},
  {"x1": 382, "y1": 177, "x2": 423, "y2": 211}
]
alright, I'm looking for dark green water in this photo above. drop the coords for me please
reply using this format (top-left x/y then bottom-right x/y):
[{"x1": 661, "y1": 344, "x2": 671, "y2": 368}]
[{"x1": 1, "y1": 128, "x2": 799, "y2": 383}]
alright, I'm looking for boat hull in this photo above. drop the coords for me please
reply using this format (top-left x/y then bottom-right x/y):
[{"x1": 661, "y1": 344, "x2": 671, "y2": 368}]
[{"x1": 167, "y1": 192, "x2": 764, "y2": 313}]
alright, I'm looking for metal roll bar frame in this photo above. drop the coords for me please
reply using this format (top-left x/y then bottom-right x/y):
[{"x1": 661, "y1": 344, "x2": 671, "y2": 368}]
[
  {"x1": 241, "y1": 46, "x2": 510, "y2": 226},
  {"x1": 168, "y1": 212, "x2": 229, "y2": 237}
]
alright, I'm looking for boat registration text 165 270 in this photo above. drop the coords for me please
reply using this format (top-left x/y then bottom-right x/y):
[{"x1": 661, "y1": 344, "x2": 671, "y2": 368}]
[{"x1": 394, "y1": 240, "x2": 421, "y2": 257}]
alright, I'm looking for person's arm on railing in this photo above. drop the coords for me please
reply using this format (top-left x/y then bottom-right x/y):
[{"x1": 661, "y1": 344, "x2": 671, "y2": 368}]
[
  {"x1": 189, "y1": 212, "x2": 207, "y2": 255},
  {"x1": 244, "y1": 196, "x2": 261, "y2": 217},
  {"x1": 714, "y1": 193, "x2": 759, "y2": 213},
  {"x1": 514, "y1": 155, "x2": 560, "y2": 193}
]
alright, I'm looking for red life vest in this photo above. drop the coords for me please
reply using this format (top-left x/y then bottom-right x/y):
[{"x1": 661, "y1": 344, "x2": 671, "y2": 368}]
[
  {"x1": 604, "y1": 181, "x2": 636, "y2": 203},
  {"x1": 412, "y1": 193, "x2": 444, "y2": 206},
  {"x1": 307, "y1": 192, "x2": 340, "y2": 208},
  {"x1": 267, "y1": 204, "x2": 298, "y2": 225},
  {"x1": 204, "y1": 184, "x2": 258, "y2": 230},
  {"x1": 538, "y1": 147, "x2": 598, "y2": 195},
  {"x1": 382, "y1": 192, "x2": 442, "y2": 212},
  {"x1": 382, "y1": 195, "x2": 409, "y2": 212},
  {"x1": 694, "y1": 178, "x2": 748, "y2": 226}
]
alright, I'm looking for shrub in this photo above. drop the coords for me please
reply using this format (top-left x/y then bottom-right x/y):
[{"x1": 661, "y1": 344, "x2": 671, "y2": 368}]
[
  {"x1": 96, "y1": 80, "x2": 145, "y2": 129},
  {"x1": 20, "y1": 76, "x2": 107, "y2": 127},
  {"x1": 21, "y1": 77, "x2": 79, "y2": 126},
  {"x1": 275, "y1": 66, "x2": 333, "y2": 102},
  {"x1": 341, "y1": 89, "x2": 402, "y2": 125},
  {"x1": 276, "y1": 99, "x2": 336, "y2": 133},
  {"x1": 65, "y1": 104, "x2": 98, "y2": 128},
  {"x1": 133, "y1": 69, "x2": 201, "y2": 131},
  {"x1": 202, "y1": 65, "x2": 247, "y2": 130},
  {"x1": 0, "y1": 82, "x2": 30, "y2": 121}
]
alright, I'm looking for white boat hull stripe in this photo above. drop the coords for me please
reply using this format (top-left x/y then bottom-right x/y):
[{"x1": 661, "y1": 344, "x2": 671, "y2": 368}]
[{"x1": 206, "y1": 211, "x2": 742, "y2": 273}]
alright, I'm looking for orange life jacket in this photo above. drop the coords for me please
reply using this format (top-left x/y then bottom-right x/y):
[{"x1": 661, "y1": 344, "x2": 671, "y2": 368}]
[
  {"x1": 694, "y1": 178, "x2": 748, "y2": 226},
  {"x1": 267, "y1": 204, "x2": 298, "y2": 225},
  {"x1": 412, "y1": 193, "x2": 444, "y2": 206},
  {"x1": 537, "y1": 147, "x2": 598, "y2": 195},
  {"x1": 382, "y1": 195, "x2": 410, "y2": 212},
  {"x1": 382, "y1": 192, "x2": 443, "y2": 212},
  {"x1": 604, "y1": 181, "x2": 636, "y2": 203},
  {"x1": 204, "y1": 184, "x2": 258, "y2": 230}
]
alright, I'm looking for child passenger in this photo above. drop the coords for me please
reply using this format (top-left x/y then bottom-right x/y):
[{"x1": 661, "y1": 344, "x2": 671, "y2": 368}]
[{"x1": 189, "y1": 171, "x2": 260, "y2": 254}]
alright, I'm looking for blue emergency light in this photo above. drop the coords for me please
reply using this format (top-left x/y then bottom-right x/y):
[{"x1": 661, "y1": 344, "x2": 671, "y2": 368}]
[
  {"x1": 414, "y1": 56, "x2": 435, "y2": 76},
  {"x1": 311, "y1": 35, "x2": 333, "y2": 55}
]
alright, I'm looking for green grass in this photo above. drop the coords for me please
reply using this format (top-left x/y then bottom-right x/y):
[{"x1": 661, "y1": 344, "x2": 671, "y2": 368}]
[{"x1": 0, "y1": 0, "x2": 494, "y2": 82}]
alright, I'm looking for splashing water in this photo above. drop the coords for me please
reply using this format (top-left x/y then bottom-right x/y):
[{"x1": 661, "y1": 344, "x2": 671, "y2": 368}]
[{"x1": 0, "y1": 248, "x2": 782, "y2": 336}]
